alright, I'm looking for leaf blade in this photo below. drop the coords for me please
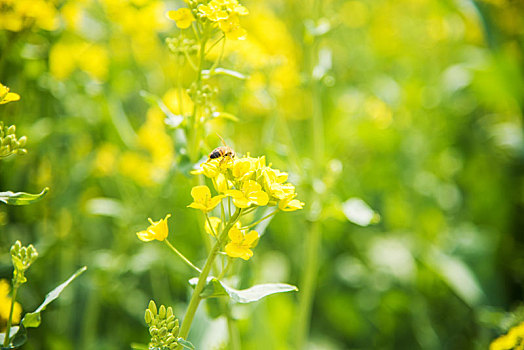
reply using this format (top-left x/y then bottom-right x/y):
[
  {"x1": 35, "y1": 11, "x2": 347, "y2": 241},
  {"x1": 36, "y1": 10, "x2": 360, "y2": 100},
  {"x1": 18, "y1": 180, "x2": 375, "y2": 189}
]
[{"x1": 0, "y1": 187, "x2": 49, "y2": 206}]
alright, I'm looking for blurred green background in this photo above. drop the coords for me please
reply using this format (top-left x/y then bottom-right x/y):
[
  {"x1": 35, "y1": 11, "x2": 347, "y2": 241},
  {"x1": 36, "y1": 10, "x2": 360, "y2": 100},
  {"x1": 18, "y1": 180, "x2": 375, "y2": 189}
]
[{"x1": 1, "y1": 0, "x2": 524, "y2": 349}]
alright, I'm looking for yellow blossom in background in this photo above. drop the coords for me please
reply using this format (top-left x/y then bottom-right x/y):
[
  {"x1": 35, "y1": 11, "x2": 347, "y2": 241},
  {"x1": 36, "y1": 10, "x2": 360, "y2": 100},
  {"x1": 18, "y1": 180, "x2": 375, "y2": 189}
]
[
  {"x1": 167, "y1": 8, "x2": 195, "y2": 29},
  {"x1": 188, "y1": 186, "x2": 225, "y2": 212},
  {"x1": 225, "y1": 227, "x2": 258, "y2": 260},
  {"x1": 136, "y1": 214, "x2": 171, "y2": 242},
  {"x1": 94, "y1": 143, "x2": 119, "y2": 176},
  {"x1": 49, "y1": 42, "x2": 109, "y2": 81},
  {"x1": 204, "y1": 217, "x2": 221, "y2": 236},
  {"x1": 490, "y1": 321, "x2": 524, "y2": 350},
  {"x1": 0, "y1": 83, "x2": 20, "y2": 105},
  {"x1": 163, "y1": 88, "x2": 194, "y2": 117},
  {"x1": 0, "y1": 0, "x2": 59, "y2": 32},
  {"x1": 226, "y1": 180, "x2": 269, "y2": 208},
  {"x1": 0, "y1": 280, "x2": 21, "y2": 326}
]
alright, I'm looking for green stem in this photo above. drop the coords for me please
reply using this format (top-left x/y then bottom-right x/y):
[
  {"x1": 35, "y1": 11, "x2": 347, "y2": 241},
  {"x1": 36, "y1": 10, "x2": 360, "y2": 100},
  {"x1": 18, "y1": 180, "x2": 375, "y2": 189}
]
[
  {"x1": 242, "y1": 210, "x2": 278, "y2": 230},
  {"x1": 165, "y1": 239, "x2": 202, "y2": 273},
  {"x1": 217, "y1": 257, "x2": 233, "y2": 280},
  {"x1": 177, "y1": 208, "x2": 242, "y2": 345},
  {"x1": 295, "y1": 221, "x2": 321, "y2": 349},
  {"x1": 227, "y1": 311, "x2": 241, "y2": 350},
  {"x1": 4, "y1": 283, "x2": 19, "y2": 347},
  {"x1": 205, "y1": 213, "x2": 217, "y2": 239}
]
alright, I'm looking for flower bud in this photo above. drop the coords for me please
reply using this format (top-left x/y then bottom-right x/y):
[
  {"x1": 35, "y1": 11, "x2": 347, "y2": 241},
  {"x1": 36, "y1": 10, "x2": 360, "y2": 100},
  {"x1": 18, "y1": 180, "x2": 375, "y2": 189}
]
[
  {"x1": 145, "y1": 309, "x2": 153, "y2": 324},
  {"x1": 159, "y1": 305, "x2": 166, "y2": 319},
  {"x1": 148, "y1": 300, "x2": 157, "y2": 316}
]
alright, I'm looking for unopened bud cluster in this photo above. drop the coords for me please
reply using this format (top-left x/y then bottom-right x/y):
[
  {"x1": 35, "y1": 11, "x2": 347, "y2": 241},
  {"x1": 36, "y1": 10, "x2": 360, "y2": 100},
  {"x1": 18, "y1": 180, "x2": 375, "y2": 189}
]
[
  {"x1": 145, "y1": 300, "x2": 180, "y2": 350},
  {"x1": 189, "y1": 83, "x2": 217, "y2": 107},
  {"x1": 0, "y1": 122, "x2": 27, "y2": 158},
  {"x1": 166, "y1": 37, "x2": 198, "y2": 56},
  {"x1": 10, "y1": 240, "x2": 38, "y2": 285}
]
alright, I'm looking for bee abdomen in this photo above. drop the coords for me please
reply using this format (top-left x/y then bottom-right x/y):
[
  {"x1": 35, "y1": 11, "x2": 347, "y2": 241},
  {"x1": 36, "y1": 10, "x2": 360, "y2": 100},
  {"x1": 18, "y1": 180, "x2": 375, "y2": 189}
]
[{"x1": 209, "y1": 150, "x2": 222, "y2": 159}]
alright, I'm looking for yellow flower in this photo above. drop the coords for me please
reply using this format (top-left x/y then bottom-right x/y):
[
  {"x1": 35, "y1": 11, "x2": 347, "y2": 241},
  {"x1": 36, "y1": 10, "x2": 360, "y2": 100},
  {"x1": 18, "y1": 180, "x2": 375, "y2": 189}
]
[
  {"x1": 213, "y1": 173, "x2": 231, "y2": 193},
  {"x1": 204, "y1": 216, "x2": 222, "y2": 236},
  {"x1": 225, "y1": 227, "x2": 258, "y2": 260},
  {"x1": 278, "y1": 195, "x2": 305, "y2": 212},
  {"x1": 167, "y1": 8, "x2": 195, "y2": 29},
  {"x1": 188, "y1": 185, "x2": 225, "y2": 212},
  {"x1": 490, "y1": 321, "x2": 524, "y2": 350},
  {"x1": 136, "y1": 214, "x2": 171, "y2": 242},
  {"x1": 198, "y1": 2, "x2": 228, "y2": 22},
  {"x1": 270, "y1": 182, "x2": 296, "y2": 200},
  {"x1": 219, "y1": 15, "x2": 247, "y2": 40},
  {"x1": 201, "y1": 157, "x2": 234, "y2": 178},
  {"x1": 232, "y1": 158, "x2": 254, "y2": 180},
  {"x1": 0, "y1": 83, "x2": 20, "y2": 105},
  {"x1": 226, "y1": 180, "x2": 269, "y2": 208},
  {"x1": 0, "y1": 279, "x2": 21, "y2": 326}
]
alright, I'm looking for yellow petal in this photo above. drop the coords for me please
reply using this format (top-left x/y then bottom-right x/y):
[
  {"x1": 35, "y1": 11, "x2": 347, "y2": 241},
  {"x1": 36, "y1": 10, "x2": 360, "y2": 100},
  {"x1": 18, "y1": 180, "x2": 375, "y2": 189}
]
[
  {"x1": 136, "y1": 230, "x2": 155, "y2": 242},
  {"x1": 251, "y1": 191, "x2": 269, "y2": 206},
  {"x1": 232, "y1": 196, "x2": 250, "y2": 208},
  {"x1": 191, "y1": 185, "x2": 211, "y2": 203},
  {"x1": 228, "y1": 226, "x2": 243, "y2": 243},
  {"x1": 244, "y1": 230, "x2": 259, "y2": 245}
]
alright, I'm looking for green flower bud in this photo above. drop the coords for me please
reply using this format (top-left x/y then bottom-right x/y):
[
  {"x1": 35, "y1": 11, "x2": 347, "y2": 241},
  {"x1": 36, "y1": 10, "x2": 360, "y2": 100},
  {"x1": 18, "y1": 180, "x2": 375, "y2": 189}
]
[
  {"x1": 148, "y1": 300, "x2": 157, "y2": 316},
  {"x1": 7, "y1": 125, "x2": 15, "y2": 135},
  {"x1": 17, "y1": 136, "x2": 26, "y2": 147},
  {"x1": 159, "y1": 305, "x2": 166, "y2": 319},
  {"x1": 145, "y1": 309, "x2": 153, "y2": 324},
  {"x1": 158, "y1": 326, "x2": 168, "y2": 338}
]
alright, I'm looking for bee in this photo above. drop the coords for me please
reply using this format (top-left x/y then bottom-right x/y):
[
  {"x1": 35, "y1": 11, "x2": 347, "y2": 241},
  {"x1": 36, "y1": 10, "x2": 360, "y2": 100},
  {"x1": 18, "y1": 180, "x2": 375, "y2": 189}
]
[{"x1": 207, "y1": 135, "x2": 235, "y2": 162}]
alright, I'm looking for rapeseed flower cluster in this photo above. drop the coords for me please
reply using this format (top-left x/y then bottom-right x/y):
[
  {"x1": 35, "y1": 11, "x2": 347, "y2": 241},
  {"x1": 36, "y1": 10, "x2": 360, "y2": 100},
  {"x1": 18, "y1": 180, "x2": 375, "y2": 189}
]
[
  {"x1": 490, "y1": 322, "x2": 524, "y2": 350},
  {"x1": 188, "y1": 153, "x2": 304, "y2": 260},
  {"x1": 168, "y1": 0, "x2": 248, "y2": 40}
]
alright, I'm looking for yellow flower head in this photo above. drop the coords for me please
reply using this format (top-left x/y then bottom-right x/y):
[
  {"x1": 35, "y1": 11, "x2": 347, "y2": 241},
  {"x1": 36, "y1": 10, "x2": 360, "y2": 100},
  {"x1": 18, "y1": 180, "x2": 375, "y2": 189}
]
[
  {"x1": 219, "y1": 15, "x2": 247, "y2": 40},
  {"x1": 0, "y1": 83, "x2": 20, "y2": 105},
  {"x1": 0, "y1": 279, "x2": 21, "y2": 325},
  {"x1": 167, "y1": 8, "x2": 195, "y2": 29},
  {"x1": 226, "y1": 180, "x2": 269, "y2": 208},
  {"x1": 136, "y1": 214, "x2": 171, "y2": 242},
  {"x1": 490, "y1": 321, "x2": 524, "y2": 350},
  {"x1": 225, "y1": 227, "x2": 258, "y2": 260},
  {"x1": 188, "y1": 185, "x2": 225, "y2": 212},
  {"x1": 232, "y1": 157, "x2": 254, "y2": 180},
  {"x1": 278, "y1": 195, "x2": 305, "y2": 212}
]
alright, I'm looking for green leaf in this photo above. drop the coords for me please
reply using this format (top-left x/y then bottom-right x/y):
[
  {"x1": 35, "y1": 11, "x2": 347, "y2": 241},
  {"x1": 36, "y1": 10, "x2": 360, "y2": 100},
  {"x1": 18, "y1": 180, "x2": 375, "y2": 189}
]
[
  {"x1": 177, "y1": 338, "x2": 195, "y2": 349},
  {"x1": 0, "y1": 326, "x2": 20, "y2": 346},
  {"x1": 139, "y1": 90, "x2": 184, "y2": 128},
  {"x1": 10, "y1": 325, "x2": 26, "y2": 348},
  {"x1": 0, "y1": 187, "x2": 48, "y2": 206},
  {"x1": 212, "y1": 112, "x2": 239, "y2": 122},
  {"x1": 22, "y1": 266, "x2": 87, "y2": 328},
  {"x1": 189, "y1": 277, "x2": 298, "y2": 303},
  {"x1": 201, "y1": 68, "x2": 247, "y2": 80},
  {"x1": 342, "y1": 197, "x2": 380, "y2": 226}
]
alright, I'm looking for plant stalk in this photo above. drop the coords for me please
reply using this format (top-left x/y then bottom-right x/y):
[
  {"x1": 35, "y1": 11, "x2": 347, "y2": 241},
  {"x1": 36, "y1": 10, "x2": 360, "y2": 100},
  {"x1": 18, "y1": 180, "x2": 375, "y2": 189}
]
[
  {"x1": 4, "y1": 283, "x2": 19, "y2": 347},
  {"x1": 176, "y1": 208, "x2": 242, "y2": 346}
]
